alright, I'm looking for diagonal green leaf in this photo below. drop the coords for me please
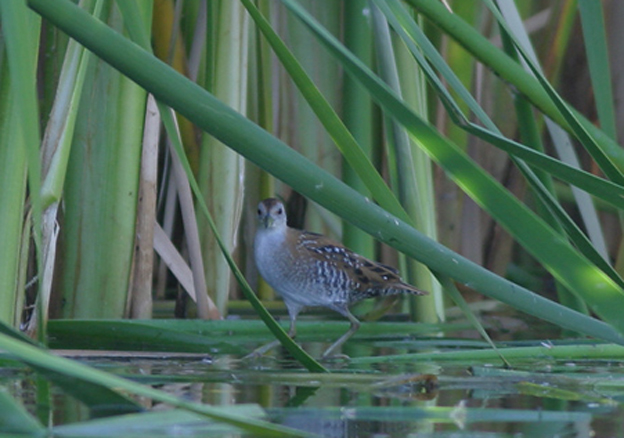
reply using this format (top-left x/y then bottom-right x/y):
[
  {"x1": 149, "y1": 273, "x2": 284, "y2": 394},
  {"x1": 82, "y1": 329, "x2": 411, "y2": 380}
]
[
  {"x1": 113, "y1": 0, "x2": 326, "y2": 372},
  {"x1": 0, "y1": 321, "x2": 142, "y2": 417},
  {"x1": 160, "y1": 105, "x2": 328, "y2": 373},
  {"x1": 369, "y1": 1, "x2": 441, "y2": 322},
  {"x1": 435, "y1": 273, "x2": 510, "y2": 367},
  {"x1": 484, "y1": 0, "x2": 624, "y2": 187},
  {"x1": 0, "y1": 322, "x2": 142, "y2": 416},
  {"x1": 27, "y1": 0, "x2": 624, "y2": 346},
  {"x1": 465, "y1": 126, "x2": 624, "y2": 290},
  {"x1": 0, "y1": 389, "x2": 45, "y2": 435},
  {"x1": 376, "y1": 0, "x2": 624, "y2": 290},
  {"x1": 404, "y1": 0, "x2": 624, "y2": 173},
  {"x1": 280, "y1": 0, "x2": 624, "y2": 333},
  {"x1": 0, "y1": 331, "x2": 310, "y2": 437},
  {"x1": 495, "y1": 0, "x2": 609, "y2": 267},
  {"x1": 240, "y1": 0, "x2": 411, "y2": 225}
]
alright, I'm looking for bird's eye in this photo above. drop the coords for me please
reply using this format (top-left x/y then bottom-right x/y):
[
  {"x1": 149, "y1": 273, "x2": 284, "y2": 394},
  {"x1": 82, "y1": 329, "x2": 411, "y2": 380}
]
[
  {"x1": 276, "y1": 208, "x2": 283, "y2": 215},
  {"x1": 257, "y1": 208, "x2": 262, "y2": 215}
]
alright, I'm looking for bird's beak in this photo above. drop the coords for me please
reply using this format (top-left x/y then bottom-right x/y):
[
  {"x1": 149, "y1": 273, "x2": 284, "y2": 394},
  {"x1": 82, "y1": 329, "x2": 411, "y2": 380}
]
[{"x1": 261, "y1": 215, "x2": 274, "y2": 229}]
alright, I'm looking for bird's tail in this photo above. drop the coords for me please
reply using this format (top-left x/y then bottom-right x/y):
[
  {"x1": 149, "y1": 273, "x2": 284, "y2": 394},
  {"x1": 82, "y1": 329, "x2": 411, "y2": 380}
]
[
  {"x1": 386, "y1": 282, "x2": 428, "y2": 296},
  {"x1": 352, "y1": 282, "x2": 428, "y2": 303}
]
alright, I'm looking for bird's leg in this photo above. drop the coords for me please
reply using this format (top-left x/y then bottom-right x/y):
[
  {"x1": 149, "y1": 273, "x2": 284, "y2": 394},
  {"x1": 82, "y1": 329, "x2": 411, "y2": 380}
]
[
  {"x1": 242, "y1": 309, "x2": 298, "y2": 359},
  {"x1": 286, "y1": 313, "x2": 297, "y2": 338},
  {"x1": 321, "y1": 310, "x2": 360, "y2": 359}
]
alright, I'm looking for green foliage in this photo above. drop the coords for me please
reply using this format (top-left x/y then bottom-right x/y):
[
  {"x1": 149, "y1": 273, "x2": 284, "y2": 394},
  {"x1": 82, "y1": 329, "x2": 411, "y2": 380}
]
[{"x1": 3, "y1": 0, "x2": 624, "y2": 432}]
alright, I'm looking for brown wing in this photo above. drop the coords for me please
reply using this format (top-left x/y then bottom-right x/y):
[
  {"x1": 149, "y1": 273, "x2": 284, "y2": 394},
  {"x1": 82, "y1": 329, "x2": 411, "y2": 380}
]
[{"x1": 297, "y1": 231, "x2": 428, "y2": 302}]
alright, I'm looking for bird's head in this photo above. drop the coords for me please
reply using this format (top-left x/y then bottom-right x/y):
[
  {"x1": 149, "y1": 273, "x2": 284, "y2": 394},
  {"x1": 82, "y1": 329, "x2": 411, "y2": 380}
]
[{"x1": 257, "y1": 198, "x2": 287, "y2": 230}]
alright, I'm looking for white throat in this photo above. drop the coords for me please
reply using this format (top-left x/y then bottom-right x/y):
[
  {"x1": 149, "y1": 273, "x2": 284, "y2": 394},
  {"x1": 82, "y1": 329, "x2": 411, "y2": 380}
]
[
  {"x1": 255, "y1": 225, "x2": 286, "y2": 255},
  {"x1": 254, "y1": 224, "x2": 289, "y2": 285}
]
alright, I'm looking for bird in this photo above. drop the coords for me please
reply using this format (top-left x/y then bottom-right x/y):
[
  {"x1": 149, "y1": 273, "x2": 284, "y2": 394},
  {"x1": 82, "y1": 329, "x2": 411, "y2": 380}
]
[{"x1": 253, "y1": 197, "x2": 428, "y2": 359}]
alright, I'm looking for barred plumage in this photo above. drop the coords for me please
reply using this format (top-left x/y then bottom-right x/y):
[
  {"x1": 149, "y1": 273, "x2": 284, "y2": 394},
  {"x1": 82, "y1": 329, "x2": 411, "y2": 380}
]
[{"x1": 253, "y1": 198, "x2": 427, "y2": 359}]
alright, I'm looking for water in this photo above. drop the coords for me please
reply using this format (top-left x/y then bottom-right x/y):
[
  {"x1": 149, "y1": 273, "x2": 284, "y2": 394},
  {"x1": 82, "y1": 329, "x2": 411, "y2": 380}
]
[{"x1": 3, "y1": 312, "x2": 624, "y2": 437}]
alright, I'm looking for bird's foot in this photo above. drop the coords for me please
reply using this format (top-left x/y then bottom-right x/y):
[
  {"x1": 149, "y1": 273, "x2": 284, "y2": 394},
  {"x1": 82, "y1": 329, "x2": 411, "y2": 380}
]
[
  {"x1": 241, "y1": 340, "x2": 281, "y2": 360},
  {"x1": 241, "y1": 350, "x2": 262, "y2": 361},
  {"x1": 320, "y1": 353, "x2": 351, "y2": 362}
]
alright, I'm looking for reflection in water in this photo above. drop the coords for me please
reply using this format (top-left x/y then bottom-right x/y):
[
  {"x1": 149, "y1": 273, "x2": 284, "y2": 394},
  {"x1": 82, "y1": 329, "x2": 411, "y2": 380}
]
[{"x1": 6, "y1": 315, "x2": 623, "y2": 437}]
